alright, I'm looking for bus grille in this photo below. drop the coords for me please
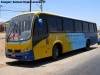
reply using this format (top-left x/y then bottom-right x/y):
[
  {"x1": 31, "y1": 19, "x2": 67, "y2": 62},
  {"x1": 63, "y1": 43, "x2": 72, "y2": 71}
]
[
  {"x1": 8, "y1": 49, "x2": 21, "y2": 53},
  {"x1": 14, "y1": 50, "x2": 21, "y2": 53},
  {"x1": 8, "y1": 49, "x2": 13, "y2": 53}
]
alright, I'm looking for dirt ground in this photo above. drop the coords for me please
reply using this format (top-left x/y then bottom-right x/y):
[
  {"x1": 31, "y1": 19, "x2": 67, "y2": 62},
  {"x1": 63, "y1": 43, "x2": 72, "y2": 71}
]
[
  {"x1": 0, "y1": 33, "x2": 6, "y2": 67},
  {"x1": 0, "y1": 33, "x2": 13, "y2": 68},
  {"x1": 0, "y1": 33, "x2": 5, "y2": 56}
]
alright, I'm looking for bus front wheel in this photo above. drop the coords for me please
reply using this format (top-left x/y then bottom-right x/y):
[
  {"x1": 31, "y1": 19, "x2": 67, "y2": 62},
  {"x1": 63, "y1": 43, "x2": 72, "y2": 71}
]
[{"x1": 52, "y1": 45, "x2": 59, "y2": 60}]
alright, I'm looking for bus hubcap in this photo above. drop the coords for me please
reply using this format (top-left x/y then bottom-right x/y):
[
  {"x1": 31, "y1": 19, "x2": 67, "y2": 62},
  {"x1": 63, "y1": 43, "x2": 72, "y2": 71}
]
[{"x1": 56, "y1": 49, "x2": 58, "y2": 56}]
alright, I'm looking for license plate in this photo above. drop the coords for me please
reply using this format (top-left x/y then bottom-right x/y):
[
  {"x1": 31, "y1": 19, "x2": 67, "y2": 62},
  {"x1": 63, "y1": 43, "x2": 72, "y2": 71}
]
[{"x1": 11, "y1": 54, "x2": 15, "y2": 58}]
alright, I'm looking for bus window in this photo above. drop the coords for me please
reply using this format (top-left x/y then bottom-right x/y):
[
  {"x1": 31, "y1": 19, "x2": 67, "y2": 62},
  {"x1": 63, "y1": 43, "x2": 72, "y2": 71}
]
[
  {"x1": 89, "y1": 23, "x2": 94, "y2": 32},
  {"x1": 39, "y1": 19, "x2": 48, "y2": 35},
  {"x1": 42, "y1": 19, "x2": 48, "y2": 34},
  {"x1": 34, "y1": 18, "x2": 48, "y2": 36},
  {"x1": 93, "y1": 24, "x2": 97, "y2": 32},
  {"x1": 83, "y1": 22, "x2": 89, "y2": 32},
  {"x1": 75, "y1": 21, "x2": 82, "y2": 32},
  {"x1": 69, "y1": 20, "x2": 74, "y2": 32},
  {"x1": 49, "y1": 16, "x2": 57, "y2": 32},
  {"x1": 63, "y1": 19, "x2": 74, "y2": 32},
  {"x1": 63, "y1": 19, "x2": 70, "y2": 32},
  {"x1": 74, "y1": 21, "x2": 79, "y2": 32},
  {"x1": 56, "y1": 18, "x2": 63, "y2": 32},
  {"x1": 78, "y1": 21, "x2": 82, "y2": 32}
]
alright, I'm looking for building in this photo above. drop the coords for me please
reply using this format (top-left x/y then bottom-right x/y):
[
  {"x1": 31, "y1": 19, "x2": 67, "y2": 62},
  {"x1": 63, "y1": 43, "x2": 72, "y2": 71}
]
[
  {"x1": 0, "y1": 22, "x2": 4, "y2": 32},
  {"x1": 4, "y1": 20, "x2": 10, "y2": 32}
]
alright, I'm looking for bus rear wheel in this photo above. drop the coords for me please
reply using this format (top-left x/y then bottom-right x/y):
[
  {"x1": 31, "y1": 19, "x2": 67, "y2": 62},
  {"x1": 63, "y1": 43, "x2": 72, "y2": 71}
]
[
  {"x1": 52, "y1": 45, "x2": 59, "y2": 60},
  {"x1": 85, "y1": 40, "x2": 90, "y2": 51},
  {"x1": 98, "y1": 42, "x2": 100, "y2": 45}
]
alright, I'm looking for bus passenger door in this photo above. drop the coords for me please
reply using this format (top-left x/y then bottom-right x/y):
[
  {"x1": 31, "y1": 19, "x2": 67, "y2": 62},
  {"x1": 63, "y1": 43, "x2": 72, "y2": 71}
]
[
  {"x1": 38, "y1": 18, "x2": 50, "y2": 58},
  {"x1": 33, "y1": 17, "x2": 42, "y2": 60},
  {"x1": 33, "y1": 16, "x2": 50, "y2": 60}
]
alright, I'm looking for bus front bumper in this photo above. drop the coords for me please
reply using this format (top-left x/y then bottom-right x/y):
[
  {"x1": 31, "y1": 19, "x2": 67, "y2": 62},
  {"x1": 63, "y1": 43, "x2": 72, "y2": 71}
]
[{"x1": 5, "y1": 50, "x2": 34, "y2": 61}]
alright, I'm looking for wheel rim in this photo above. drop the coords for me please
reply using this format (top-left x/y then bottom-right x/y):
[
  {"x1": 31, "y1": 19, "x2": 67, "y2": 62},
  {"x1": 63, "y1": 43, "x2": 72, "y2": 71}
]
[{"x1": 56, "y1": 49, "x2": 58, "y2": 56}]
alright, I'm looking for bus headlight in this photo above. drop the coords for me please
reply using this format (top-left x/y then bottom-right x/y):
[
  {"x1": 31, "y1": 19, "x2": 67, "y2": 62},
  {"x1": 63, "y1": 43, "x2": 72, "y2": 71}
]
[
  {"x1": 24, "y1": 46, "x2": 31, "y2": 52},
  {"x1": 24, "y1": 48, "x2": 28, "y2": 52}
]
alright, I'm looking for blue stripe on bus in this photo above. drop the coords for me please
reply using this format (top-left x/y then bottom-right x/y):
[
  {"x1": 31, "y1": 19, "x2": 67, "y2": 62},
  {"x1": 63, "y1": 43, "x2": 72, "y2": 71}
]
[
  {"x1": 65, "y1": 32, "x2": 97, "y2": 50},
  {"x1": 65, "y1": 33, "x2": 86, "y2": 50}
]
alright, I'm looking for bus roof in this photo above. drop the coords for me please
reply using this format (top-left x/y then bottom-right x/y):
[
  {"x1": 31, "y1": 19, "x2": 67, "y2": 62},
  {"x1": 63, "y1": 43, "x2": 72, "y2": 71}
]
[{"x1": 12, "y1": 11, "x2": 96, "y2": 24}]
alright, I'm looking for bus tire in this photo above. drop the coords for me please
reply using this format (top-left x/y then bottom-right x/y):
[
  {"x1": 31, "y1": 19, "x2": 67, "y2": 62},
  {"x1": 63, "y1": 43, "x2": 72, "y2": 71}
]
[
  {"x1": 85, "y1": 40, "x2": 90, "y2": 51},
  {"x1": 52, "y1": 45, "x2": 59, "y2": 60},
  {"x1": 98, "y1": 42, "x2": 100, "y2": 45}
]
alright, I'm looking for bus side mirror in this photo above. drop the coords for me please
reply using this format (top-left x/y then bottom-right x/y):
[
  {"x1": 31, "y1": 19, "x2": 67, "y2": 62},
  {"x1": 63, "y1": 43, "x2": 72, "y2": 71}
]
[{"x1": 38, "y1": 19, "x2": 43, "y2": 27}]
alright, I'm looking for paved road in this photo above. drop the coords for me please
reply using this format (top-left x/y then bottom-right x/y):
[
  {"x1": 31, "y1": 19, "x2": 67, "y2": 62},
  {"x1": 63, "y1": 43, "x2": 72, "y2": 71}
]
[
  {"x1": 0, "y1": 44, "x2": 100, "y2": 75},
  {"x1": 56, "y1": 45, "x2": 100, "y2": 75}
]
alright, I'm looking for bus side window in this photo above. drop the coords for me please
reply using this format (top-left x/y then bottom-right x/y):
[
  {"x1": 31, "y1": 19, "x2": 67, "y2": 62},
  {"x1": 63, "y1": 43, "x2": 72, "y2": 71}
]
[
  {"x1": 69, "y1": 19, "x2": 74, "y2": 32},
  {"x1": 63, "y1": 19, "x2": 74, "y2": 32},
  {"x1": 38, "y1": 19, "x2": 48, "y2": 35},
  {"x1": 74, "y1": 21, "x2": 82, "y2": 32},
  {"x1": 49, "y1": 16, "x2": 57, "y2": 32},
  {"x1": 78, "y1": 21, "x2": 82, "y2": 32},
  {"x1": 94, "y1": 24, "x2": 97, "y2": 32},
  {"x1": 83, "y1": 22, "x2": 89, "y2": 32},
  {"x1": 63, "y1": 19, "x2": 70, "y2": 32},
  {"x1": 95, "y1": 24, "x2": 97, "y2": 32},
  {"x1": 89, "y1": 23, "x2": 94, "y2": 32},
  {"x1": 56, "y1": 17, "x2": 63, "y2": 32},
  {"x1": 74, "y1": 21, "x2": 79, "y2": 32}
]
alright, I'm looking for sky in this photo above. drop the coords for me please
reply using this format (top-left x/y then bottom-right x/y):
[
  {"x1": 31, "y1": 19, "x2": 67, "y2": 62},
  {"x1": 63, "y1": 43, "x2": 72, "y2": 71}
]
[{"x1": 0, "y1": 0, "x2": 100, "y2": 28}]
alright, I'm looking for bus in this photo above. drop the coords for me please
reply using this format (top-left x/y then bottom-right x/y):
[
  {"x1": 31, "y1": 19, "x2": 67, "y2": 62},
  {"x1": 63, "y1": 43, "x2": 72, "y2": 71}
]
[{"x1": 5, "y1": 12, "x2": 97, "y2": 61}]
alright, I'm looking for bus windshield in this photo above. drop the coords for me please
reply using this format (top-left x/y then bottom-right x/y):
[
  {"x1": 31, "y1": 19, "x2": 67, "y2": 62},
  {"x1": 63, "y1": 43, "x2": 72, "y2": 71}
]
[{"x1": 6, "y1": 14, "x2": 34, "y2": 42}]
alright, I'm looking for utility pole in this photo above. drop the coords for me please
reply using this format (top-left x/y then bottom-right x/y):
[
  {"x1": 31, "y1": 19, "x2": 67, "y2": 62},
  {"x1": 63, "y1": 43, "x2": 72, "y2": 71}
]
[
  {"x1": 39, "y1": 0, "x2": 45, "y2": 12},
  {"x1": 29, "y1": 0, "x2": 45, "y2": 12},
  {"x1": 40, "y1": 0, "x2": 43, "y2": 12},
  {"x1": 30, "y1": 0, "x2": 31, "y2": 12}
]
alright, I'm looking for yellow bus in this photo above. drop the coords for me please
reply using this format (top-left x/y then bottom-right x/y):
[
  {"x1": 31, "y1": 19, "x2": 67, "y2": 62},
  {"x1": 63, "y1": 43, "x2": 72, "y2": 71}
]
[{"x1": 5, "y1": 12, "x2": 97, "y2": 61}]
